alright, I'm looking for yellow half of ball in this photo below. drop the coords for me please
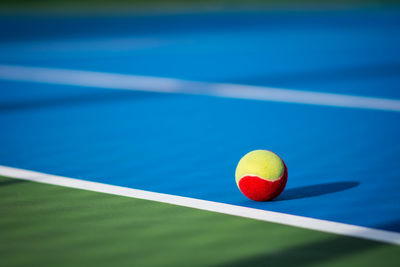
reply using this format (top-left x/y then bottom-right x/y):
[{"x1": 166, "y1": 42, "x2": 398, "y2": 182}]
[{"x1": 235, "y1": 150, "x2": 284, "y2": 185}]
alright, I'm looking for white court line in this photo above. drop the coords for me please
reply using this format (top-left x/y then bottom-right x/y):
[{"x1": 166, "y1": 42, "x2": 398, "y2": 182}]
[
  {"x1": 0, "y1": 64, "x2": 400, "y2": 112},
  {"x1": 1, "y1": 165, "x2": 399, "y2": 245}
]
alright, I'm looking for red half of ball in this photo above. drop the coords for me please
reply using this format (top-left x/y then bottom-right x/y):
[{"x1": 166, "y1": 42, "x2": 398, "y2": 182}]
[{"x1": 238, "y1": 164, "x2": 288, "y2": 201}]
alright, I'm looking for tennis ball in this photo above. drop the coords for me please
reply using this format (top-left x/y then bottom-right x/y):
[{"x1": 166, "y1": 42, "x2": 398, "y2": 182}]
[{"x1": 235, "y1": 150, "x2": 287, "y2": 201}]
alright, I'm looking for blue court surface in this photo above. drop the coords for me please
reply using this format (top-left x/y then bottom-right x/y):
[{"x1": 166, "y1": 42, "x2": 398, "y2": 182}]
[{"x1": 1, "y1": 8, "x2": 400, "y2": 234}]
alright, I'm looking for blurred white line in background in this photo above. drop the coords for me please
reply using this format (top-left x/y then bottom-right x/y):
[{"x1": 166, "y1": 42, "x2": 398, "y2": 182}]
[{"x1": 0, "y1": 64, "x2": 400, "y2": 112}]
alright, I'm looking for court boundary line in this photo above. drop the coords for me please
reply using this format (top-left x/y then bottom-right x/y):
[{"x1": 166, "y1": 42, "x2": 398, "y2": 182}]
[
  {"x1": 0, "y1": 64, "x2": 400, "y2": 112},
  {"x1": 1, "y1": 165, "x2": 399, "y2": 245}
]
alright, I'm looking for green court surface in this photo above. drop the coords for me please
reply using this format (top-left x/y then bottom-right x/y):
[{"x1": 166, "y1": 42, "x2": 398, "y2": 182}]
[
  {"x1": 1, "y1": 0, "x2": 396, "y2": 12},
  {"x1": 0, "y1": 176, "x2": 399, "y2": 267}
]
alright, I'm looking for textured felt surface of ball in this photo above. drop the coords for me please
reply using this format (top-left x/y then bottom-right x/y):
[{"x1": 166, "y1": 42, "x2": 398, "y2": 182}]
[{"x1": 235, "y1": 150, "x2": 287, "y2": 201}]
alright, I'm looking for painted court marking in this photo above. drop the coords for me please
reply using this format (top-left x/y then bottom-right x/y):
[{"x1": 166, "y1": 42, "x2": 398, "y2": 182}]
[
  {"x1": 1, "y1": 64, "x2": 400, "y2": 112},
  {"x1": 1, "y1": 165, "x2": 399, "y2": 245}
]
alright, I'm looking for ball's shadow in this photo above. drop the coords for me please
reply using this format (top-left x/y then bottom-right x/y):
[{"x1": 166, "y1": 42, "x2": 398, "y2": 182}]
[{"x1": 275, "y1": 181, "x2": 360, "y2": 201}]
